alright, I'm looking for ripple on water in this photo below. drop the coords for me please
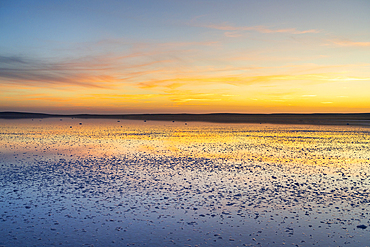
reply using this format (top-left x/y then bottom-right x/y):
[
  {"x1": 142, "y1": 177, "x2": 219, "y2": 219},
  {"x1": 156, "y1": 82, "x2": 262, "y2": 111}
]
[{"x1": 0, "y1": 119, "x2": 370, "y2": 246}]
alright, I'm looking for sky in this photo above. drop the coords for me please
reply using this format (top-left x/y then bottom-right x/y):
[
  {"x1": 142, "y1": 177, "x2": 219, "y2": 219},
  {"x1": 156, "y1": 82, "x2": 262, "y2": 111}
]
[{"x1": 1, "y1": 0, "x2": 370, "y2": 114}]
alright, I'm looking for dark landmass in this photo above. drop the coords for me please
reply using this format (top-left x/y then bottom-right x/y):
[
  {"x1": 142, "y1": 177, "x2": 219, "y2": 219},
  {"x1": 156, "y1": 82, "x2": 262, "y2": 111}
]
[{"x1": 1, "y1": 111, "x2": 370, "y2": 126}]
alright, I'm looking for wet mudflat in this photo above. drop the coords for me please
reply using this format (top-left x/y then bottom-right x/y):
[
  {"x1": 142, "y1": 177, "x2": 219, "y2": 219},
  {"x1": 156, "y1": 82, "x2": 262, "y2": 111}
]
[{"x1": 1, "y1": 119, "x2": 370, "y2": 246}]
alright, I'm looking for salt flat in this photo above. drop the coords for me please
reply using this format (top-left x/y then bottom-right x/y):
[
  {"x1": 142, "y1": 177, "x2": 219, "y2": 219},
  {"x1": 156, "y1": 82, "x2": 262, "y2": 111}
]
[{"x1": 1, "y1": 119, "x2": 370, "y2": 246}]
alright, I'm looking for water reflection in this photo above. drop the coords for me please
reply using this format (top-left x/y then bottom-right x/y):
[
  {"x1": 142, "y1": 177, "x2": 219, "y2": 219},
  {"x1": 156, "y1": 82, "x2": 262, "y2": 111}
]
[{"x1": 1, "y1": 119, "x2": 370, "y2": 246}]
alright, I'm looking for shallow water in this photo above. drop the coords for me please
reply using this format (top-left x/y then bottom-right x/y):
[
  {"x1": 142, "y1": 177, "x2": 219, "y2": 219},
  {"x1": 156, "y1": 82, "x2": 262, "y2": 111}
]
[{"x1": 1, "y1": 119, "x2": 370, "y2": 246}]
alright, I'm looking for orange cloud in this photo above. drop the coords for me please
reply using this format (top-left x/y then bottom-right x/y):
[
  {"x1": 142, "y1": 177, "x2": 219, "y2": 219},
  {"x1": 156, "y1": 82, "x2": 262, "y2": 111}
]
[
  {"x1": 136, "y1": 73, "x2": 362, "y2": 90},
  {"x1": 0, "y1": 52, "x2": 174, "y2": 90},
  {"x1": 330, "y1": 39, "x2": 370, "y2": 47},
  {"x1": 84, "y1": 93, "x2": 156, "y2": 101}
]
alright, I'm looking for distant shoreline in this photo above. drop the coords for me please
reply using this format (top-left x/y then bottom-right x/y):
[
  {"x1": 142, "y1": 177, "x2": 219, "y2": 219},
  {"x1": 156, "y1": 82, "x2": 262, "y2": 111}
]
[{"x1": 1, "y1": 111, "x2": 370, "y2": 126}]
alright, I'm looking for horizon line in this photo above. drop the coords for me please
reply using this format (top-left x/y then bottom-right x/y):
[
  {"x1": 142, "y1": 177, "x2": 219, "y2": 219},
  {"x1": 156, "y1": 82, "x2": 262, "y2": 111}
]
[{"x1": 1, "y1": 111, "x2": 370, "y2": 126}]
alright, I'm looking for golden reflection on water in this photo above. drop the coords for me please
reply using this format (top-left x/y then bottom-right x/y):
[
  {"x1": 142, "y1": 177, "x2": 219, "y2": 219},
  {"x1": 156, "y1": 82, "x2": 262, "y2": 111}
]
[{"x1": 1, "y1": 118, "x2": 369, "y2": 172}]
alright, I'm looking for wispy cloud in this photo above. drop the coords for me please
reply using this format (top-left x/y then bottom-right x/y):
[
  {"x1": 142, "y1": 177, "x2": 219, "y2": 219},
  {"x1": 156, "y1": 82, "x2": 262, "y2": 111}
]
[
  {"x1": 0, "y1": 55, "x2": 28, "y2": 64},
  {"x1": 137, "y1": 73, "x2": 360, "y2": 90},
  {"x1": 157, "y1": 41, "x2": 219, "y2": 48},
  {"x1": 171, "y1": 98, "x2": 221, "y2": 103},
  {"x1": 0, "y1": 69, "x2": 112, "y2": 88},
  {"x1": 134, "y1": 71, "x2": 370, "y2": 96},
  {"x1": 326, "y1": 76, "x2": 370, "y2": 81},
  {"x1": 84, "y1": 93, "x2": 156, "y2": 101},
  {"x1": 26, "y1": 95, "x2": 73, "y2": 102},
  {"x1": 194, "y1": 22, "x2": 320, "y2": 35},
  {"x1": 224, "y1": 31, "x2": 244, "y2": 38},
  {"x1": 161, "y1": 92, "x2": 222, "y2": 105},
  {"x1": 0, "y1": 53, "x2": 171, "y2": 89},
  {"x1": 0, "y1": 37, "x2": 223, "y2": 90},
  {"x1": 330, "y1": 39, "x2": 370, "y2": 47}
]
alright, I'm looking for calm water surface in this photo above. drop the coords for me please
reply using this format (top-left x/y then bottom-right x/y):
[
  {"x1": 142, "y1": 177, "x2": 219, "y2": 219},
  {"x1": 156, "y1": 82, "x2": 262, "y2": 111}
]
[{"x1": 1, "y1": 119, "x2": 370, "y2": 246}]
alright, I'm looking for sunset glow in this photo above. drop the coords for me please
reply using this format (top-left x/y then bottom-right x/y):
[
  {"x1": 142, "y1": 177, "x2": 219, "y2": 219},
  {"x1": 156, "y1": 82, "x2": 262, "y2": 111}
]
[{"x1": 1, "y1": 0, "x2": 370, "y2": 113}]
